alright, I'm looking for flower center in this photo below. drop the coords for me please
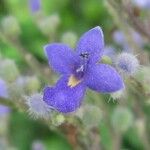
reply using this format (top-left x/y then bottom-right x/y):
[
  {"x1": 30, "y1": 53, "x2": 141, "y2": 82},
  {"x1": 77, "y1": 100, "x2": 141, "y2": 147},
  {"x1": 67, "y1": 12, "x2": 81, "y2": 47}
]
[
  {"x1": 67, "y1": 52, "x2": 89, "y2": 88},
  {"x1": 67, "y1": 75, "x2": 82, "y2": 88}
]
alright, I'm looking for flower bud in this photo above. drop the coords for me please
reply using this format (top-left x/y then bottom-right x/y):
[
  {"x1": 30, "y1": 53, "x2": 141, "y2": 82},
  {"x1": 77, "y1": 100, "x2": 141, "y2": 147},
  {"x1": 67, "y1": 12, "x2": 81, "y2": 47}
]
[
  {"x1": 38, "y1": 14, "x2": 60, "y2": 37},
  {"x1": 25, "y1": 93, "x2": 52, "y2": 119},
  {"x1": 77, "y1": 105, "x2": 103, "y2": 129},
  {"x1": 52, "y1": 114, "x2": 65, "y2": 126},
  {"x1": 1, "y1": 16, "x2": 21, "y2": 37},
  {"x1": 0, "y1": 59, "x2": 19, "y2": 82},
  {"x1": 61, "y1": 31, "x2": 78, "y2": 48},
  {"x1": 25, "y1": 76, "x2": 41, "y2": 93},
  {"x1": 9, "y1": 76, "x2": 26, "y2": 99},
  {"x1": 134, "y1": 66, "x2": 150, "y2": 94},
  {"x1": 111, "y1": 107, "x2": 133, "y2": 132},
  {"x1": 116, "y1": 52, "x2": 139, "y2": 75},
  {"x1": 101, "y1": 55, "x2": 112, "y2": 65},
  {"x1": 10, "y1": 76, "x2": 40, "y2": 98}
]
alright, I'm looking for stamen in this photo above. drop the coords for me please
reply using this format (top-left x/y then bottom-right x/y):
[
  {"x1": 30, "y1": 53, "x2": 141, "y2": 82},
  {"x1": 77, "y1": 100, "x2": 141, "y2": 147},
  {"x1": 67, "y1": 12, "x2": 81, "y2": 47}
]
[
  {"x1": 80, "y1": 52, "x2": 89, "y2": 59},
  {"x1": 68, "y1": 75, "x2": 82, "y2": 88},
  {"x1": 76, "y1": 65, "x2": 84, "y2": 72}
]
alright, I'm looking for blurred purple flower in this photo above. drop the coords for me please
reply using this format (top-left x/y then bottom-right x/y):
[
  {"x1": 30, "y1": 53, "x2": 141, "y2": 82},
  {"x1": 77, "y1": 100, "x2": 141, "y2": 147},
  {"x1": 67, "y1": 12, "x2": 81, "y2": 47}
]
[
  {"x1": 133, "y1": 0, "x2": 150, "y2": 9},
  {"x1": 32, "y1": 140, "x2": 45, "y2": 150},
  {"x1": 0, "y1": 105, "x2": 10, "y2": 116},
  {"x1": 113, "y1": 30, "x2": 144, "y2": 50},
  {"x1": 132, "y1": 31, "x2": 144, "y2": 47},
  {"x1": 0, "y1": 78, "x2": 8, "y2": 98},
  {"x1": 0, "y1": 79, "x2": 10, "y2": 116},
  {"x1": 43, "y1": 27, "x2": 124, "y2": 113},
  {"x1": 29, "y1": 0, "x2": 41, "y2": 13},
  {"x1": 113, "y1": 31, "x2": 125, "y2": 46}
]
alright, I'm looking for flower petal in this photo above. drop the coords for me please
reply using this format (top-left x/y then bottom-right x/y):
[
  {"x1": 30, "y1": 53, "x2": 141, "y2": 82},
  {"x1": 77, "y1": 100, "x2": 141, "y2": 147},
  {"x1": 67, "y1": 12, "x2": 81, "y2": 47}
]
[
  {"x1": 43, "y1": 76, "x2": 86, "y2": 113},
  {"x1": 76, "y1": 26, "x2": 104, "y2": 63},
  {"x1": 85, "y1": 64, "x2": 124, "y2": 93},
  {"x1": 44, "y1": 43, "x2": 79, "y2": 74}
]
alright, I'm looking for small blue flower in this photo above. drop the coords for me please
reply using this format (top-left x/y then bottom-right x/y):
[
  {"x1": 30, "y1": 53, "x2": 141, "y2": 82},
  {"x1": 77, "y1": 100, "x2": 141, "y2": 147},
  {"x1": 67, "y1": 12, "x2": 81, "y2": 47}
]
[
  {"x1": 43, "y1": 26, "x2": 124, "y2": 113},
  {"x1": 29, "y1": 0, "x2": 41, "y2": 13}
]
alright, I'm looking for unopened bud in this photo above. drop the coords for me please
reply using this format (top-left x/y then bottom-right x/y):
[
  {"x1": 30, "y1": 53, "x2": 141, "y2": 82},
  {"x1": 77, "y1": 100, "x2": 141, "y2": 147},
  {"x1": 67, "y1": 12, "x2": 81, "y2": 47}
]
[
  {"x1": 111, "y1": 107, "x2": 133, "y2": 132},
  {"x1": 1, "y1": 16, "x2": 21, "y2": 37},
  {"x1": 101, "y1": 55, "x2": 112, "y2": 65},
  {"x1": 38, "y1": 14, "x2": 60, "y2": 37},
  {"x1": 52, "y1": 114, "x2": 65, "y2": 126},
  {"x1": 0, "y1": 59, "x2": 19, "y2": 82},
  {"x1": 116, "y1": 52, "x2": 139, "y2": 75},
  {"x1": 25, "y1": 93, "x2": 52, "y2": 119},
  {"x1": 79, "y1": 105, "x2": 103, "y2": 129},
  {"x1": 25, "y1": 76, "x2": 41, "y2": 93}
]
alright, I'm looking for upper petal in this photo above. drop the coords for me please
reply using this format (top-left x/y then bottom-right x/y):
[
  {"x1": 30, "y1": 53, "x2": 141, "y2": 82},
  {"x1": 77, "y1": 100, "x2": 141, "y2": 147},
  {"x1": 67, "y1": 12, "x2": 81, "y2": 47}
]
[
  {"x1": 76, "y1": 26, "x2": 104, "y2": 63},
  {"x1": 44, "y1": 43, "x2": 79, "y2": 74},
  {"x1": 43, "y1": 76, "x2": 86, "y2": 113},
  {"x1": 85, "y1": 64, "x2": 124, "y2": 93}
]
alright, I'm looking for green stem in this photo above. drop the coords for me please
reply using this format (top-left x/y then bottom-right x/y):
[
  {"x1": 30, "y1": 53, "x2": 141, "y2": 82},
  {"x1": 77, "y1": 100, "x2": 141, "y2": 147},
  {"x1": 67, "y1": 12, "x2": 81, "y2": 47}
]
[{"x1": 0, "y1": 97, "x2": 16, "y2": 109}]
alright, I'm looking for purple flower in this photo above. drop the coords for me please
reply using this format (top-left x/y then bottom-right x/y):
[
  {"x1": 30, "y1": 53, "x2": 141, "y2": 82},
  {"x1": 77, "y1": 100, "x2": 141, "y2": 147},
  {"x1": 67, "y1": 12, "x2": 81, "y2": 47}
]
[
  {"x1": 29, "y1": 0, "x2": 41, "y2": 13},
  {"x1": 133, "y1": 0, "x2": 150, "y2": 9},
  {"x1": 43, "y1": 27, "x2": 124, "y2": 113},
  {"x1": 113, "y1": 30, "x2": 144, "y2": 50},
  {"x1": 0, "y1": 79, "x2": 10, "y2": 116},
  {"x1": 0, "y1": 79, "x2": 8, "y2": 98},
  {"x1": 113, "y1": 31, "x2": 125, "y2": 46},
  {"x1": 0, "y1": 105, "x2": 10, "y2": 116}
]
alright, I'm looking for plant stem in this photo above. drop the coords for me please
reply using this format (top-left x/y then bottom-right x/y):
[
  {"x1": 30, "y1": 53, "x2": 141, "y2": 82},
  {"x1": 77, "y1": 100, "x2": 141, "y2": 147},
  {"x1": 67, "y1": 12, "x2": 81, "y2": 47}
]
[{"x1": 0, "y1": 97, "x2": 16, "y2": 109}]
